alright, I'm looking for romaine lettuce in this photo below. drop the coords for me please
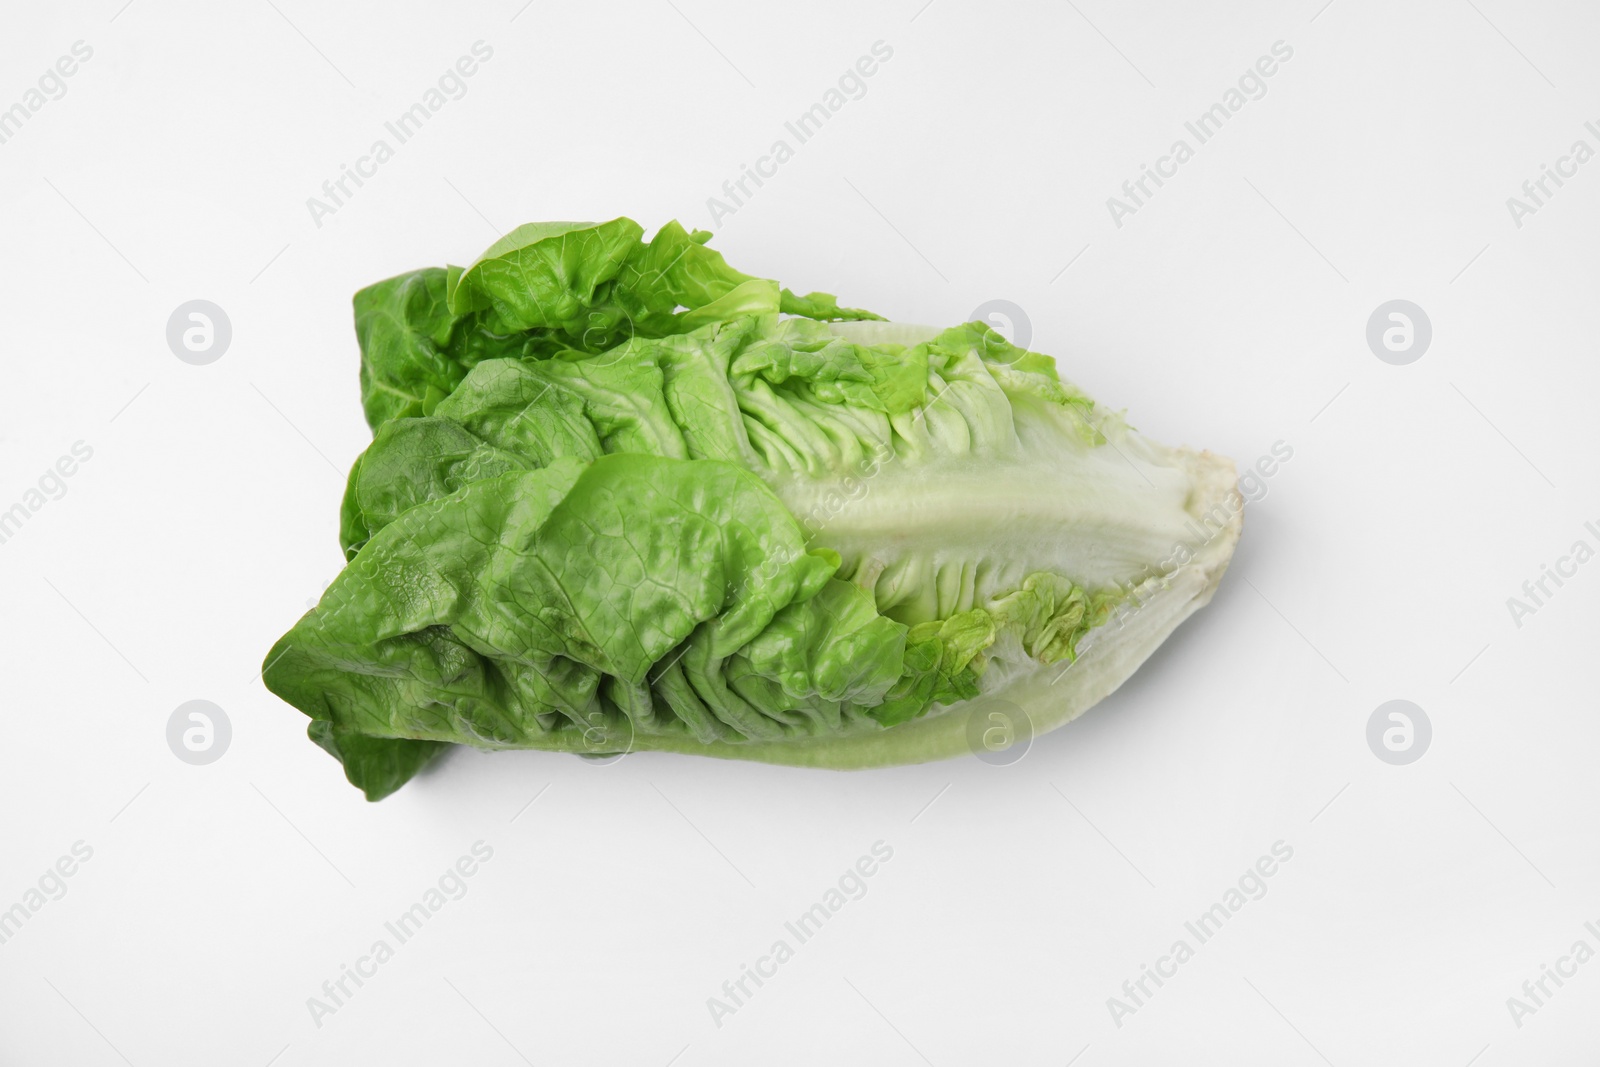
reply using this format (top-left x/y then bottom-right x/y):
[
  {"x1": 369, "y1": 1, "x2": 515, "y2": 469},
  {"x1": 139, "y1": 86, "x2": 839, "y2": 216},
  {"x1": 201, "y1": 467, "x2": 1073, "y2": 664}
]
[{"x1": 265, "y1": 220, "x2": 1241, "y2": 799}]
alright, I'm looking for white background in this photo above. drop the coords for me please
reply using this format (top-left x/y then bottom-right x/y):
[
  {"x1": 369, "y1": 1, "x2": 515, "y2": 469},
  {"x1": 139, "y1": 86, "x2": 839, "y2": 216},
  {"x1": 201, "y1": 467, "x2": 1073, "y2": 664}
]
[{"x1": 2, "y1": 0, "x2": 1597, "y2": 1063}]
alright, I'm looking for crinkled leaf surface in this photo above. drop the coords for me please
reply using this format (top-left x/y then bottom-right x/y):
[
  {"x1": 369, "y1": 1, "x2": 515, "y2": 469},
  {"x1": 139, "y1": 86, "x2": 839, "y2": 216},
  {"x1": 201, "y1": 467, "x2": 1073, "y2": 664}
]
[
  {"x1": 268, "y1": 223, "x2": 1240, "y2": 799},
  {"x1": 355, "y1": 219, "x2": 878, "y2": 432}
]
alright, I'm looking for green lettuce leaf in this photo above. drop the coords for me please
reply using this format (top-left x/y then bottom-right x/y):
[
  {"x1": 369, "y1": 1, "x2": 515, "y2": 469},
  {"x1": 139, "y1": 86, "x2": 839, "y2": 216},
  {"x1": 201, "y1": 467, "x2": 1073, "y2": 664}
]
[
  {"x1": 267, "y1": 223, "x2": 1242, "y2": 798},
  {"x1": 355, "y1": 219, "x2": 878, "y2": 432}
]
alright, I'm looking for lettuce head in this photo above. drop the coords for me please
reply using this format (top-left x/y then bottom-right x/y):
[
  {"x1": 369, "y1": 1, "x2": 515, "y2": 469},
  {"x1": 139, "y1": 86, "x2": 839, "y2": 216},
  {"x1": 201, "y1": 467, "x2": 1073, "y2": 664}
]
[{"x1": 263, "y1": 219, "x2": 1242, "y2": 799}]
